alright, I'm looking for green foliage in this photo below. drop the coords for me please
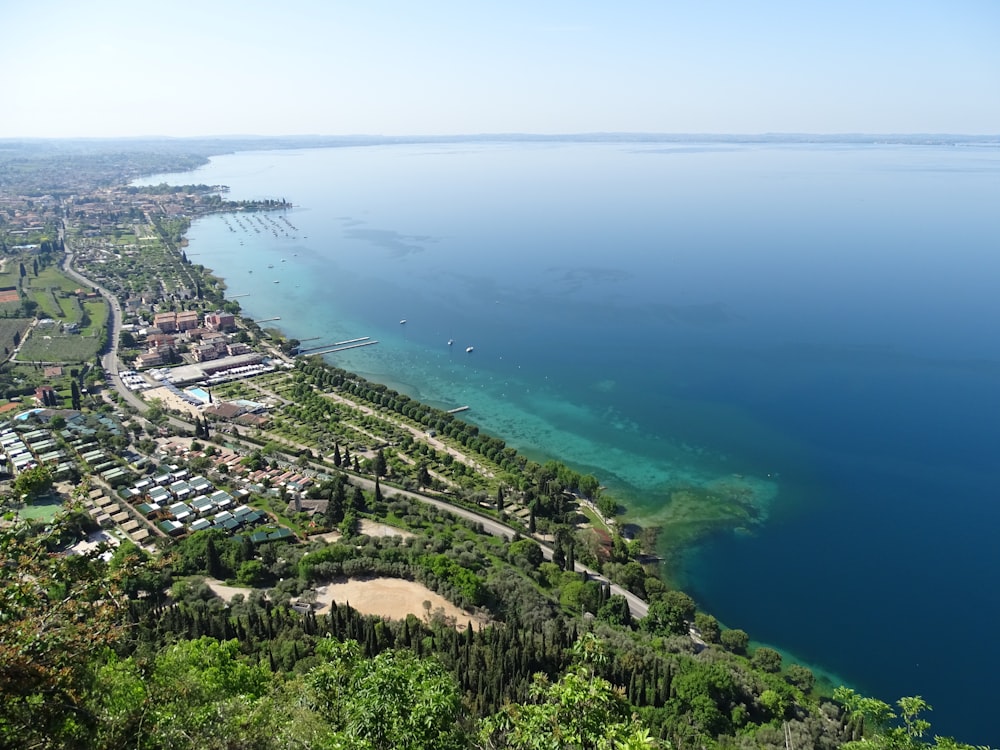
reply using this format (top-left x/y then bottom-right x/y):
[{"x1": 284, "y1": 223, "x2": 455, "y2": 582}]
[
  {"x1": 13, "y1": 463, "x2": 53, "y2": 500},
  {"x1": 0, "y1": 521, "x2": 129, "y2": 747},
  {"x1": 596, "y1": 594, "x2": 634, "y2": 628},
  {"x1": 307, "y1": 639, "x2": 468, "y2": 750},
  {"x1": 480, "y1": 663, "x2": 659, "y2": 750},
  {"x1": 640, "y1": 590, "x2": 695, "y2": 636},
  {"x1": 751, "y1": 646, "x2": 783, "y2": 673},
  {"x1": 835, "y1": 688, "x2": 986, "y2": 750},
  {"x1": 719, "y1": 628, "x2": 749, "y2": 654},
  {"x1": 421, "y1": 553, "x2": 486, "y2": 606}
]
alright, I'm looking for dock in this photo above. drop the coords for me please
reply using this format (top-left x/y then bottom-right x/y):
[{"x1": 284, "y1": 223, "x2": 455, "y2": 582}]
[
  {"x1": 307, "y1": 340, "x2": 379, "y2": 356},
  {"x1": 447, "y1": 405, "x2": 470, "y2": 414},
  {"x1": 299, "y1": 336, "x2": 370, "y2": 354}
]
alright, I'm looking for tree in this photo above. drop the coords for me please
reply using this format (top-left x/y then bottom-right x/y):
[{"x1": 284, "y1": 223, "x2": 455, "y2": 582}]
[
  {"x1": 417, "y1": 462, "x2": 431, "y2": 487},
  {"x1": 0, "y1": 519, "x2": 130, "y2": 747},
  {"x1": 307, "y1": 639, "x2": 468, "y2": 750},
  {"x1": 70, "y1": 380, "x2": 81, "y2": 410},
  {"x1": 508, "y1": 538, "x2": 544, "y2": 570},
  {"x1": 596, "y1": 594, "x2": 634, "y2": 628},
  {"x1": 785, "y1": 664, "x2": 815, "y2": 693},
  {"x1": 374, "y1": 448, "x2": 387, "y2": 478},
  {"x1": 751, "y1": 646, "x2": 782, "y2": 673},
  {"x1": 641, "y1": 590, "x2": 695, "y2": 636},
  {"x1": 480, "y1": 635, "x2": 659, "y2": 749},
  {"x1": 720, "y1": 628, "x2": 749, "y2": 654},
  {"x1": 693, "y1": 612, "x2": 720, "y2": 643},
  {"x1": 14, "y1": 464, "x2": 53, "y2": 501},
  {"x1": 578, "y1": 473, "x2": 600, "y2": 499}
]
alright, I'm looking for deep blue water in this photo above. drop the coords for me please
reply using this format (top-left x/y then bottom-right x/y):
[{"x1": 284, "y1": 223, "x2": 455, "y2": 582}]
[{"x1": 140, "y1": 141, "x2": 1000, "y2": 744}]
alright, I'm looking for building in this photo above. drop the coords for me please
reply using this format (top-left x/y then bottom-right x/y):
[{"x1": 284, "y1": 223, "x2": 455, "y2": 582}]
[
  {"x1": 152, "y1": 312, "x2": 177, "y2": 333},
  {"x1": 34, "y1": 386, "x2": 57, "y2": 406},
  {"x1": 135, "y1": 349, "x2": 169, "y2": 368},
  {"x1": 204, "y1": 312, "x2": 236, "y2": 332},
  {"x1": 175, "y1": 310, "x2": 200, "y2": 331}
]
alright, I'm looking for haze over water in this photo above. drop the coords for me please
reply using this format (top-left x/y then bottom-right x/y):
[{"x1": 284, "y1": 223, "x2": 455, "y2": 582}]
[{"x1": 143, "y1": 141, "x2": 1000, "y2": 744}]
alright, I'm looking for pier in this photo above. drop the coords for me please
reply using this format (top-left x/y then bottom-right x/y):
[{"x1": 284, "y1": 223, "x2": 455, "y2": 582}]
[
  {"x1": 447, "y1": 405, "x2": 470, "y2": 414},
  {"x1": 299, "y1": 336, "x2": 370, "y2": 353},
  {"x1": 253, "y1": 316, "x2": 281, "y2": 323},
  {"x1": 306, "y1": 340, "x2": 379, "y2": 356}
]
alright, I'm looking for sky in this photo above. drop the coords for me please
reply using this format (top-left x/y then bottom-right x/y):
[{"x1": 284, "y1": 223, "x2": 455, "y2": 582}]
[{"x1": 1, "y1": 0, "x2": 998, "y2": 138}]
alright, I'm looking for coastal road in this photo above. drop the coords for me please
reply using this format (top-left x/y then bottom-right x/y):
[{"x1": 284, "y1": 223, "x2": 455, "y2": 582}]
[{"x1": 349, "y1": 475, "x2": 649, "y2": 619}]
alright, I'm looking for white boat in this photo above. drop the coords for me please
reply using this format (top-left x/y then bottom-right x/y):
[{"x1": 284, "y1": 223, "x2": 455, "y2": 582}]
[
  {"x1": 466, "y1": 346, "x2": 474, "y2": 353},
  {"x1": 448, "y1": 339, "x2": 454, "y2": 346},
  {"x1": 273, "y1": 280, "x2": 280, "y2": 284},
  {"x1": 399, "y1": 319, "x2": 407, "y2": 324}
]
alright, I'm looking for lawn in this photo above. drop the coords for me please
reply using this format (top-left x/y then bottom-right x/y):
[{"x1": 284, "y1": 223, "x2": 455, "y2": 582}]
[
  {"x1": 16, "y1": 495, "x2": 64, "y2": 522},
  {"x1": 0, "y1": 318, "x2": 33, "y2": 361},
  {"x1": 17, "y1": 331, "x2": 103, "y2": 363}
]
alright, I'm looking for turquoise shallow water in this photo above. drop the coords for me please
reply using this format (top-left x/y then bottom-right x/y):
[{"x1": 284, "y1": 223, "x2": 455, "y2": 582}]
[{"x1": 142, "y1": 141, "x2": 1000, "y2": 743}]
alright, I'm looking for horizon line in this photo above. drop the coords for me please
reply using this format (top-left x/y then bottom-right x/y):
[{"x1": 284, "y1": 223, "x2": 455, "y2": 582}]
[{"x1": 2, "y1": 131, "x2": 999, "y2": 142}]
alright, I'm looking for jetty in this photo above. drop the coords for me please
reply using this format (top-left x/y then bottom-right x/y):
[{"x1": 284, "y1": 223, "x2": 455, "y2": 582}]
[
  {"x1": 307, "y1": 340, "x2": 379, "y2": 356},
  {"x1": 447, "y1": 405, "x2": 470, "y2": 414},
  {"x1": 298, "y1": 336, "x2": 371, "y2": 354}
]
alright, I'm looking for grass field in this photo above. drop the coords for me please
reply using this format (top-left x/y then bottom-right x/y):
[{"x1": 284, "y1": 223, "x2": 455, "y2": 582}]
[
  {"x1": 0, "y1": 318, "x2": 33, "y2": 361},
  {"x1": 16, "y1": 496, "x2": 65, "y2": 522},
  {"x1": 81, "y1": 299, "x2": 109, "y2": 335},
  {"x1": 17, "y1": 332, "x2": 103, "y2": 363}
]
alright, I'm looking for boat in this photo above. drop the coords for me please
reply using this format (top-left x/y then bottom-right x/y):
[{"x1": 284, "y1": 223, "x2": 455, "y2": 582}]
[
  {"x1": 466, "y1": 346, "x2": 474, "y2": 353},
  {"x1": 448, "y1": 339, "x2": 454, "y2": 346},
  {"x1": 399, "y1": 319, "x2": 407, "y2": 325},
  {"x1": 273, "y1": 280, "x2": 280, "y2": 284},
  {"x1": 268, "y1": 264, "x2": 273, "y2": 268}
]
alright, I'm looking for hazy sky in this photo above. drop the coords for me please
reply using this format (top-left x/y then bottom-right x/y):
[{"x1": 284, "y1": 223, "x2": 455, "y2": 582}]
[{"x1": 2, "y1": 0, "x2": 997, "y2": 138}]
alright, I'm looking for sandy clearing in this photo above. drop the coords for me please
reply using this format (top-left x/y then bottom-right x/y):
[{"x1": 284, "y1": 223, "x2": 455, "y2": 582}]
[
  {"x1": 314, "y1": 577, "x2": 488, "y2": 630},
  {"x1": 359, "y1": 519, "x2": 414, "y2": 538},
  {"x1": 205, "y1": 578, "x2": 254, "y2": 602},
  {"x1": 308, "y1": 520, "x2": 413, "y2": 545}
]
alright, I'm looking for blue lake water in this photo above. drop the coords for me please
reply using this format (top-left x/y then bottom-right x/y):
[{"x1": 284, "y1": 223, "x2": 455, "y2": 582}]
[{"x1": 140, "y1": 141, "x2": 1000, "y2": 744}]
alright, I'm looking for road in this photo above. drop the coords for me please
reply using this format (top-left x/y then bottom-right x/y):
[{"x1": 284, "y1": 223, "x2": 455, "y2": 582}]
[
  {"x1": 349, "y1": 474, "x2": 649, "y2": 619},
  {"x1": 61, "y1": 235, "x2": 155, "y2": 416}
]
